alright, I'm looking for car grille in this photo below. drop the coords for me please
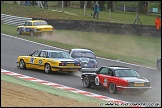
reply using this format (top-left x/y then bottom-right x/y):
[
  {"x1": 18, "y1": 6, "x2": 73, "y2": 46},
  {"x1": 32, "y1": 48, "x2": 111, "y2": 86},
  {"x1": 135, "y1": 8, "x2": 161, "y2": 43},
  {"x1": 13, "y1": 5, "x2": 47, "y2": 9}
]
[
  {"x1": 81, "y1": 62, "x2": 92, "y2": 68},
  {"x1": 128, "y1": 82, "x2": 150, "y2": 87}
]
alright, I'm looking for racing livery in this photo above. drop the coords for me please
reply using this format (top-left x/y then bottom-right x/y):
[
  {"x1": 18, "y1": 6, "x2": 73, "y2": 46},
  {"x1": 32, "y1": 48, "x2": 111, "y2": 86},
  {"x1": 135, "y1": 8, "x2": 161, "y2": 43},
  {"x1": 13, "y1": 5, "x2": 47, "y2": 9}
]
[
  {"x1": 17, "y1": 20, "x2": 54, "y2": 36},
  {"x1": 16, "y1": 49, "x2": 81, "y2": 73},
  {"x1": 81, "y1": 66, "x2": 151, "y2": 94}
]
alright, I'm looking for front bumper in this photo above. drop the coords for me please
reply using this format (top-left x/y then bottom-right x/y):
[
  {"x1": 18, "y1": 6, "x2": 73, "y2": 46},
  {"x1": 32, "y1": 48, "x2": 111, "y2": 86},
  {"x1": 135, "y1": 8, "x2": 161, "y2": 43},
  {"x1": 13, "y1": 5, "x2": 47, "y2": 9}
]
[
  {"x1": 51, "y1": 66, "x2": 81, "y2": 72},
  {"x1": 116, "y1": 86, "x2": 152, "y2": 89}
]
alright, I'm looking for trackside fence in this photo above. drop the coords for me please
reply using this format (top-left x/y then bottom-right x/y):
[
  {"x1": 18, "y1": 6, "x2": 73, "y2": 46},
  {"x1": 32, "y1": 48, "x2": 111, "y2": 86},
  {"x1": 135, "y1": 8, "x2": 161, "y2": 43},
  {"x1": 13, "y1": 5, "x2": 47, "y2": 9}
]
[{"x1": 1, "y1": 14, "x2": 32, "y2": 26}]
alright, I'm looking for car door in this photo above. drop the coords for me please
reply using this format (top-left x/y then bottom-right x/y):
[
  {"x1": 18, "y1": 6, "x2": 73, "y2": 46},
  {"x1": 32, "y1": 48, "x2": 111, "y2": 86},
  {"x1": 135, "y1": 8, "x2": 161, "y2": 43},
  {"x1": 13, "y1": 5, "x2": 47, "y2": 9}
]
[
  {"x1": 25, "y1": 22, "x2": 33, "y2": 34},
  {"x1": 21, "y1": 21, "x2": 32, "y2": 34},
  {"x1": 97, "y1": 67, "x2": 113, "y2": 88},
  {"x1": 28, "y1": 51, "x2": 41, "y2": 69},
  {"x1": 36, "y1": 51, "x2": 48, "y2": 70}
]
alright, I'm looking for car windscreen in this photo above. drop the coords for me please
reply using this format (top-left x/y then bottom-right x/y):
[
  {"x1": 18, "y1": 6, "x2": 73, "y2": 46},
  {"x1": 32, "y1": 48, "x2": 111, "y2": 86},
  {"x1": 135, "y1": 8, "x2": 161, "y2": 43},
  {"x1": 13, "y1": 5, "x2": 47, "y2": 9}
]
[
  {"x1": 50, "y1": 52, "x2": 72, "y2": 59},
  {"x1": 33, "y1": 21, "x2": 48, "y2": 26},
  {"x1": 115, "y1": 69, "x2": 140, "y2": 77},
  {"x1": 71, "y1": 51, "x2": 95, "y2": 59}
]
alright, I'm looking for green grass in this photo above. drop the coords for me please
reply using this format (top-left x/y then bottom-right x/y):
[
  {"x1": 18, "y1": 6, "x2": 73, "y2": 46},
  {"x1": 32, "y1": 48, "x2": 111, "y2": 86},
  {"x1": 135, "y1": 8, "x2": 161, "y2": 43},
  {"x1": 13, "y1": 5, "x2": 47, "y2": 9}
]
[
  {"x1": 1, "y1": 24, "x2": 161, "y2": 68},
  {"x1": 1, "y1": 3, "x2": 160, "y2": 25}
]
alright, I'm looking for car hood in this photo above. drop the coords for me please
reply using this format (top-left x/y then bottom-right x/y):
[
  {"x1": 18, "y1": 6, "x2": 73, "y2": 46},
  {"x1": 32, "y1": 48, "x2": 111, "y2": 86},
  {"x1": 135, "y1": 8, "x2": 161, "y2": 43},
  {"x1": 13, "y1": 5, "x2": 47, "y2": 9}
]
[{"x1": 121, "y1": 77, "x2": 149, "y2": 82}]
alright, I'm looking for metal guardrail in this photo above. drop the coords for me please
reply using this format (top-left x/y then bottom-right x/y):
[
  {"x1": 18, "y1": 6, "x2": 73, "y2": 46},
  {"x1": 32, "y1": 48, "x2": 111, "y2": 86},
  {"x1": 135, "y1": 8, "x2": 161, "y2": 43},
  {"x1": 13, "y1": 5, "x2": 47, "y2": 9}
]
[{"x1": 1, "y1": 14, "x2": 32, "y2": 26}]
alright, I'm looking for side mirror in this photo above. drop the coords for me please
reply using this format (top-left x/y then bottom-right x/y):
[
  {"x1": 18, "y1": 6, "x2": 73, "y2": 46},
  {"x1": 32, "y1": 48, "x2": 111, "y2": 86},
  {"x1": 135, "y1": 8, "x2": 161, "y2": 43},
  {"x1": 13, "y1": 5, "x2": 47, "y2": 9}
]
[{"x1": 29, "y1": 54, "x2": 32, "y2": 56}]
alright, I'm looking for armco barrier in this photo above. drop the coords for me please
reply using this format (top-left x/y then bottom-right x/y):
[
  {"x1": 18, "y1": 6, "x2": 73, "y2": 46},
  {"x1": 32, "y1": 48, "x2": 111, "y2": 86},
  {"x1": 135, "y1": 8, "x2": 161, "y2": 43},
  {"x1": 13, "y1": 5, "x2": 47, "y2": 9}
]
[
  {"x1": 1, "y1": 14, "x2": 32, "y2": 26},
  {"x1": 33, "y1": 18, "x2": 161, "y2": 37}
]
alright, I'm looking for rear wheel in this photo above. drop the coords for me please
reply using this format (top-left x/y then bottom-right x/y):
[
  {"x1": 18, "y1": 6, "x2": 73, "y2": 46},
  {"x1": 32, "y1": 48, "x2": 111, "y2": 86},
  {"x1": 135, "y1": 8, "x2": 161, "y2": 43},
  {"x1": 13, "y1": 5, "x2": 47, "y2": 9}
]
[
  {"x1": 82, "y1": 76, "x2": 91, "y2": 88},
  {"x1": 109, "y1": 83, "x2": 117, "y2": 94},
  {"x1": 44, "y1": 64, "x2": 51, "y2": 74},
  {"x1": 30, "y1": 31, "x2": 34, "y2": 36},
  {"x1": 19, "y1": 59, "x2": 26, "y2": 69}
]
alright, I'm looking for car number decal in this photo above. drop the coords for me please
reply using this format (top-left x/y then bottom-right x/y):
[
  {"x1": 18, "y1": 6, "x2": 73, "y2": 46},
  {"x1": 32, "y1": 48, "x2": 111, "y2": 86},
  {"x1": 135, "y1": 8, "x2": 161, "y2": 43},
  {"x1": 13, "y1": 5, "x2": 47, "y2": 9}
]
[
  {"x1": 103, "y1": 78, "x2": 108, "y2": 87},
  {"x1": 95, "y1": 76, "x2": 100, "y2": 85},
  {"x1": 39, "y1": 59, "x2": 42, "y2": 64},
  {"x1": 30, "y1": 58, "x2": 34, "y2": 64}
]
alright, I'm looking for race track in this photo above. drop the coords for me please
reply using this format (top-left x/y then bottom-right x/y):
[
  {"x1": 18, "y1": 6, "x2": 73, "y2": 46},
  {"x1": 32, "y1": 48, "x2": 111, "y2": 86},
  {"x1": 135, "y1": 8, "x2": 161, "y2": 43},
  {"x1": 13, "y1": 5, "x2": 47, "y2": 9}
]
[{"x1": 1, "y1": 34, "x2": 161, "y2": 105}]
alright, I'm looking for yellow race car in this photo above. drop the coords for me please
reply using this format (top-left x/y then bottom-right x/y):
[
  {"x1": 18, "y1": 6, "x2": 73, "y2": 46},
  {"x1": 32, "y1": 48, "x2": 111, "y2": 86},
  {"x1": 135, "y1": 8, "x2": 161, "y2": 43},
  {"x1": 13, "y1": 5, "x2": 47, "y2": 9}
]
[
  {"x1": 17, "y1": 20, "x2": 54, "y2": 36},
  {"x1": 16, "y1": 49, "x2": 81, "y2": 74}
]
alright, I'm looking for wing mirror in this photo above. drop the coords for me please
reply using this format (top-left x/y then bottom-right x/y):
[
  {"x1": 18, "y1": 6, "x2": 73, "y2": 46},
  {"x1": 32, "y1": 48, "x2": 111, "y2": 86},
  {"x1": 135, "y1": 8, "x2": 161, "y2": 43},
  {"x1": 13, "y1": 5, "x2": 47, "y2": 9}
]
[{"x1": 29, "y1": 54, "x2": 32, "y2": 56}]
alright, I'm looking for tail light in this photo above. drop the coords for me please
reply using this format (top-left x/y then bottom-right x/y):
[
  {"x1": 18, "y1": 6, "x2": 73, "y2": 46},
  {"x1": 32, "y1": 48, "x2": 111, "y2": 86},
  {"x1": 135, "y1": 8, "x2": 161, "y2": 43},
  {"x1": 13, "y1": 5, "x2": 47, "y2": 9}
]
[{"x1": 59, "y1": 63, "x2": 65, "y2": 66}]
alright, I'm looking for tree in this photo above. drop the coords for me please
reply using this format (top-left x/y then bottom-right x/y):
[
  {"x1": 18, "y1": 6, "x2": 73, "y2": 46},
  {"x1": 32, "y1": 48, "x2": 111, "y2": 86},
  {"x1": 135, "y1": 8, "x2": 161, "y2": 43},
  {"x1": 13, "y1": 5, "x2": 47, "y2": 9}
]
[
  {"x1": 64, "y1": 1, "x2": 70, "y2": 7},
  {"x1": 138, "y1": 1, "x2": 148, "y2": 14},
  {"x1": 98, "y1": 1, "x2": 105, "y2": 11},
  {"x1": 57, "y1": 1, "x2": 62, "y2": 7},
  {"x1": 107, "y1": 1, "x2": 115, "y2": 12},
  {"x1": 13, "y1": 1, "x2": 16, "y2": 4},
  {"x1": 80, "y1": 1, "x2": 84, "y2": 8},
  {"x1": 87, "y1": 1, "x2": 92, "y2": 8}
]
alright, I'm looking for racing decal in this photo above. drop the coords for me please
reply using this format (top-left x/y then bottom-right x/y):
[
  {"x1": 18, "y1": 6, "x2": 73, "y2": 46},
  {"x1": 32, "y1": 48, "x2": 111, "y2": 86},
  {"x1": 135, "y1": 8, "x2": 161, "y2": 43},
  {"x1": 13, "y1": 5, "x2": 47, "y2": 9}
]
[
  {"x1": 103, "y1": 78, "x2": 108, "y2": 87},
  {"x1": 39, "y1": 59, "x2": 42, "y2": 64},
  {"x1": 30, "y1": 58, "x2": 34, "y2": 64},
  {"x1": 95, "y1": 76, "x2": 100, "y2": 85},
  {"x1": 26, "y1": 28, "x2": 31, "y2": 32},
  {"x1": 23, "y1": 27, "x2": 26, "y2": 32}
]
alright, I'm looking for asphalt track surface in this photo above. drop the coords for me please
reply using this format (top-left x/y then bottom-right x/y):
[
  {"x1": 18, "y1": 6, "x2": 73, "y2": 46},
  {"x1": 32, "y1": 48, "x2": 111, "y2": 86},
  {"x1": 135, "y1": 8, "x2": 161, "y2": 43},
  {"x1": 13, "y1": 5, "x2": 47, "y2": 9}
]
[{"x1": 1, "y1": 34, "x2": 161, "y2": 106}]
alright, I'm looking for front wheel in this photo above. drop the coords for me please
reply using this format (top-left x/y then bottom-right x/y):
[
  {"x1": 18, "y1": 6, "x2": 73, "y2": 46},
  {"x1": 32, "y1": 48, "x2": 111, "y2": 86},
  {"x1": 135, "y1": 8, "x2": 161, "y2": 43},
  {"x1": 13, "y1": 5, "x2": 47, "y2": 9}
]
[
  {"x1": 82, "y1": 76, "x2": 91, "y2": 88},
  {"x1": 44, "y1": 64, "x2": 51, "y2": 74},
  {"x1": 108, "y1": 83, "x2": 117, "y2": 94},
  {"x1": 19, "y1": 59, "x2": 26, "y2": 69}
]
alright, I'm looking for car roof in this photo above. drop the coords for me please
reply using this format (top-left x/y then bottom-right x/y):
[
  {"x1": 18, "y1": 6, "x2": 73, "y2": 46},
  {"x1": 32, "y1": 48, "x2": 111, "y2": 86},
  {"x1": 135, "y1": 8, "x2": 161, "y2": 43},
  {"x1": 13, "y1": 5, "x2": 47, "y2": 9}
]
[
  {"x1": 39, "y1": 49, "x2": 65, "y2": 53},
  {"x1": 71, "y1": 48, "x2": 94, "y2": 52},
  {"x1": 102, "y1": 66, "x2": 133, "y2": 70},
  {"x1": 27, "y1": 20, "x2": 46, "y2": 22}
]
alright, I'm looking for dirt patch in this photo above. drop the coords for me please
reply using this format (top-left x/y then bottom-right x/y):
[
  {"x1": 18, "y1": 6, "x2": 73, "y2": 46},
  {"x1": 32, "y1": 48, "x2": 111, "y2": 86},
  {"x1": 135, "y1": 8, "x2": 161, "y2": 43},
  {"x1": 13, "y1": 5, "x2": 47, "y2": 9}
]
[{"x1": 1, "y1": 80, "x2": 100, "y2": 107}]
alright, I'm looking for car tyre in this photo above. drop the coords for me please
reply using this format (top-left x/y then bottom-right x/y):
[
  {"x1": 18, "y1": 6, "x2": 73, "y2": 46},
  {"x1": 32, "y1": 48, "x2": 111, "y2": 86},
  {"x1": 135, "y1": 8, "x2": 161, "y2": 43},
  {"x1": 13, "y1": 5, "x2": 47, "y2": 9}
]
[
  {"x1": 44, "y1": 63, "x2": 51, "y2": 74},
  {"x1": 109, "y1": 83, "x2": 117, "y2": 94},
  {"x1": 82, "y1": 76, "x2": 91, "y2": 88},
  {"x1": 19, "y1": 59, "x2": 26, "y2": 69},
  {"x1": 157, "y1": 60, "x2": 161, "y2": 70},
  {"x1": 17, "y1": 29, "x2": 21, "y2": 35},
  {"x1": 30, "y1": 30, "x2": 34, "y2": 36}
]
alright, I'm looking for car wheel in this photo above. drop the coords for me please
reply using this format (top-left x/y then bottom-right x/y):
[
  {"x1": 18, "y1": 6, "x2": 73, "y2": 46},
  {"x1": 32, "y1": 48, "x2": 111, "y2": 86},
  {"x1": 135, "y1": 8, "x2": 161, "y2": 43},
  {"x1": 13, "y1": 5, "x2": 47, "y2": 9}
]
[
  {"x1": 82, "y1": 76, "x2": 91, "y2": 88},
  {"x1": 44, "y1": 63, "x2": 51, "y2": 74},
  {"x1": 30, "y1": 31, "x2": 34, "y2": 36},
  {"x1": 17, "y1": 29, "x2": 21, "y2": 35},
  {"x1": 19, "y1": 59, "x2": 26, "y2": 69},
  {"x1": 109, "y1": 83, "x2": 117, "y2": 94},
  {"x1": 157, "y1": 60, "x2": 161, "y2": 70}
]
